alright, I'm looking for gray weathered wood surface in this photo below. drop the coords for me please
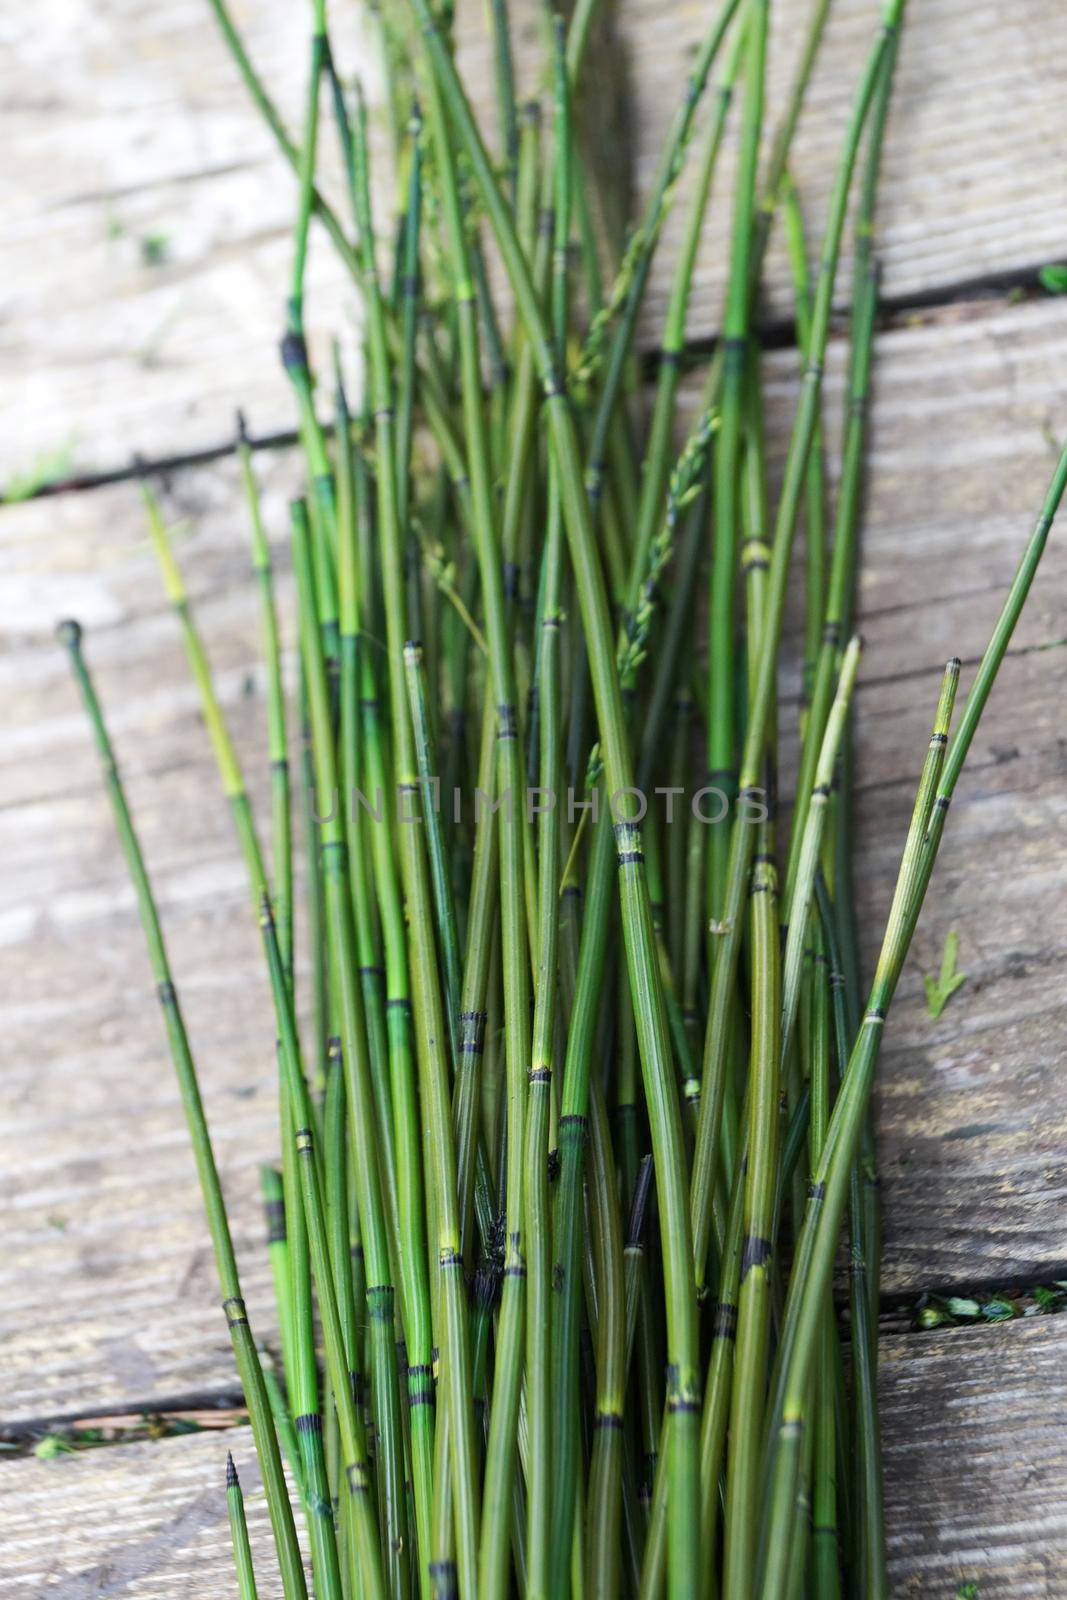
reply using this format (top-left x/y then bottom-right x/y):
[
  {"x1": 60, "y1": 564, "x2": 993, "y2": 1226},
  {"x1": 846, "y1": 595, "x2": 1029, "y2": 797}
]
[
  {"x1": 6, "y1": 1316, "x2": 1067, "y2": 1597},
  {"x1": 4, "y1": 294, "x2": 1066, "y2": 1425},
  {"x1": 4, "y1": 0, "x2": 1066, "y2": 478}
]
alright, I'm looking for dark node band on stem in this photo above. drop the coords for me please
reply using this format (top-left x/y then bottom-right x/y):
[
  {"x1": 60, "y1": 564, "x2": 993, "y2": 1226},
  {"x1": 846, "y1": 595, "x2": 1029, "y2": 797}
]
[{"x1": 740, "y1": 1235, "x2": 773, "y2": 1281}]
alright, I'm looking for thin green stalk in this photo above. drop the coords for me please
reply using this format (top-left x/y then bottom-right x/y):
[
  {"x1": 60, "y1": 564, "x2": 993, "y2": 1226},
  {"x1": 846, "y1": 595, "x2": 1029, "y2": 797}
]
[
  {"x1": 707, "y1": 0, "x2": 768, "y2": 931},
  {"x1": 226, "y1": 1454, "x2": 260, "y2": 1600},
  {"x1": 405, "y1": 640, "x2": 463, "y2": 1062},
  {"x1": 779, "y1": 637, "x2": 861, "y2": 1059},
  {"x1": 141, "y1": 489, "x2": 384, "y2": 1600},
  {"x1": 625, "y1": 15, "x2": 745, "y2": 644},
  {"x1": 262, "y1": 889, "x2": 388, "y2": 1600},
  {"x1": 489, "y1": 0, "x2": 519, "y2": 201},
  {"x1": 780, "y1": 175, "x2": 827, "y2": 705},
  {"x1": 721, "y1": 851, "x2": 779, "y2": 1594},
  {"x1": 344, "y1": 60, "x2": 480, "y2": 1600},
  {"x1": 805, "y1": 930, "x2": 840, "y2": 1600},
  {"x1": 283, "y1": 2, "x2": 339, "y2": 677},
  {"x1": 395, "y1": 104, "x2": 423, "y2": 546},
  {"x1": 690, "y1": 0, "x2": 905, "y2": 1293},
  {"x1": 292, "y1": 502, "x2": 409, "y2": 1600},
  {"x1": 58, "y1": 621, "x2": 306, "y2": 1600},
  {"x1": 524, "y1": 39, "x2": 570, "y2": 1587},
  {"x1": 585, "y1": 1074, "x2": 626, "y2": 1600},
  {"x1": 237, "y1": 417, "x2": 292, "y2": 989},
  {"x1": 453, "y1": 699, "x2": 500, "y2": 1264},
  {"x1": 583, "y1": 0, "x2": 743, "y2": 513},
  {"x1": 259, "y1": 1165, "x2": 296, "y2": 1434},
  {"x1": 549, "y1": 805, "x2": 612, "y2": 1596},
  {"x1": 784, "y1": 27, "x2": 899, "y2": 910},
  {"x1": 412, "y1": 18, "x2": 536, "y2": 1599},
  {"x1": 758, "y1": 657, "x2": 959, "y2": 1595}
]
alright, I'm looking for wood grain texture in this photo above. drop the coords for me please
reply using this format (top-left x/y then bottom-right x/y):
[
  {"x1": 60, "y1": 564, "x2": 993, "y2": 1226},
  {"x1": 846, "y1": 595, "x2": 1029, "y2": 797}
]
[
  {"x1": 3, "y1": 296, "x2": 1066, "y2": 1421},
  {"x1": 881, "y1": 1316, "x2": 1067, "y2": 1596},
  {"x1": 1, "y1": 0, "x2": 368, "y2": 484},
  {"x1": 5, "y1": 1316, "x2": 1067, "y2": 1596},
  {"x1": 6, "y1": 0, "x2": 1066, "y2": 480}
]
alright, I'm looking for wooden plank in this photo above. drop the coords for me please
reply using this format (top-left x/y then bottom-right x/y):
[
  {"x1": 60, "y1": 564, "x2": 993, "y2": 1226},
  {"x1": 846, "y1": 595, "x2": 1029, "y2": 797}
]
[
  {"x1": 0, "y1": 1427, "x2": 298, "y2": 1598},
  {"x1": 5, "y1": 0, "x2": 1066, "y2": 481},
  {"x1": 4, "y1": 1316, "x2": 1067, "y2": 1596},
  {"x1": 881, "y1": 1316, "x2": 1067, "y2": 1596},
  {"x1": 2, "y1": 295, "x2": 1066, "y2": 1422},
  {"x1": 1, "y1": 0, "x2": 365, "y2": 484}
]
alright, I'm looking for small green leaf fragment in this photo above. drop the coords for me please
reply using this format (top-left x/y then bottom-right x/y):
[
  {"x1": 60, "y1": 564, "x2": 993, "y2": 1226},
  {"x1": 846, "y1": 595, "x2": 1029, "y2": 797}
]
[
  {"x1": 924, "y1": 930, "x2": 967, "y2": 1018},
  {"x1": 35, "y1": 1435, "x2": 73, "y2": 1459},
  {"x1": 1038, "y1": 264, "x2": 1067, "y2": 295},
  {"x1": 981, "y1": 1299, "x2": 1016, "y2": 1322},
  {"x1": 140, "y1": 232, "x2": 170, "y2": 267},
  {"x1": 3, "y1": 445, "x2": 75, "y2": 503}
]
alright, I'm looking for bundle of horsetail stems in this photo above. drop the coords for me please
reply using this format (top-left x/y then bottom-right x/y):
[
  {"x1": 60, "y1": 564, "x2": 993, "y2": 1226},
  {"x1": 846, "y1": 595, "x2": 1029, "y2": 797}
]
[{"x1": 57, "y1": 0, "x2": 1067, "y2": 1594}]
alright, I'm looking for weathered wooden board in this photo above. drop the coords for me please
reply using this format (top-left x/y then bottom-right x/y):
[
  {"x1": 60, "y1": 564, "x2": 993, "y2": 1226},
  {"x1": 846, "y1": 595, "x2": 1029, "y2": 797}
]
[
  {"x1": 881, "y1": 1316, "x2": 1067, "y2": 1596},
  {"x1": 0, "y1": 1426, "x2": 298, "y2": 1598},
  {"x1": 4, "y1": 1315, "x2": 1066, "y2": 1596},
  {"x1": 1, "y1": 0, "x2": 366, "y2": 486},
  {"x1": 5, "y1": 0, "x2": 1067, "y2": 481},
  {"x1": 3, "y1": 295, "x2": 1066, "y2": 1422}
]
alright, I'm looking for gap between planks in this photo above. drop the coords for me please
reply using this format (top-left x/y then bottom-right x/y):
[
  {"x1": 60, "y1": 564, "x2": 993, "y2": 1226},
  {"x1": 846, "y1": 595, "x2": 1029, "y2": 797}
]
[{"x1": 6, "y1": 279, "x2": 1055, "y2": 508}]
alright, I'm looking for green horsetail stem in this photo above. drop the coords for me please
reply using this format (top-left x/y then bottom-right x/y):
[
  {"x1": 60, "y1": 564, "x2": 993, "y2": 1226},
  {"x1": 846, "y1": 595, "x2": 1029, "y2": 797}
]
[
  {"x1": 690, "y1": 0, "x2": 906, "y2": 1293},
  {"x1": 763, "y1": 435, "x2": 1067, "y2": 1588},
  {"x1": 226, "y1": 1454, "x2": 260, "y2": 1600},
  {"x1": 524, "y1": 27, "x2": 569, "y2": 1593},
  {"x1": 58, "y1": 622, "x2": 306, "y2": 1600},
  {"x1": 258, "y1": 1165, "x2": 297, "y2": 1458},
  {"x1": 779, "y1": 174, "x2": 828, "y2": 705},
  {"x1": 326, "y1": 97, "x2": 437, "y2": 1593},
  {"x1": 339, "y1": 43, "x2": 480, "y2": 1600},
  {"x1": 582, "y1": 0, "x2": 743, "y2": 509},
  {"x1": 814, "y1": 871, "x2": 870, "y2": 1596},
  {"x1": 237, "y1": 426, "x2": 327, "y2": 1598},
  {"x1": 258, "y1": 1342, "x2": 304, "y2": 1506},
  {"x1": 404, "y1": 641, "x2": 463, "y2": 1062},
  {"x1": 707, "y1": 0, "x2": 768, "y2": 930},
  {"x1": 628, "y1": 13, "x2": 745, "y2": 653},
  {"x1": 778, "y1": 637, "x2": 862, "y2": 1061},
  {"x1": 236, "y1": 416, "x2": 293, "y2": 989},
  {"x1": 140, "y1": 484, "x2": 387, "y2": 1600},
  {"x1": 804, "y1": 922, "x2": 840, "y2": 1600},
  {"x1": 784, "y1": 25, "x2": 900, "y2": 914},
  {"x1": 291, "y1": 502, "x2": 409, "y2": 1600},
  {"x1": 409, "y1": 15, "x2": 536, "y2": 1600},
  {"x1": 453, "y1": 699, "x2": 500, "y2": 1267},
  {"x1": 584, "y1": 1069, "x2": 627, "y2": 1600}
]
